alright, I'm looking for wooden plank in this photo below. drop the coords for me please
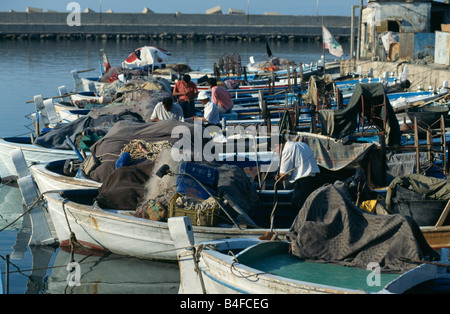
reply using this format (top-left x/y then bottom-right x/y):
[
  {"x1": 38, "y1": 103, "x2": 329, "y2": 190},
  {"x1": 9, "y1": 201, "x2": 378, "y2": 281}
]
[{"x1": 436, "y1": 199, "x2": 450, "y2": 227}]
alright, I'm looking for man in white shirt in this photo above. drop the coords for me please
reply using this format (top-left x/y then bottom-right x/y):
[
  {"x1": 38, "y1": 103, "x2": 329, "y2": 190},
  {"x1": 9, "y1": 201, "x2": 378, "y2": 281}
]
[
  {"x1": 275, "y1": 135, "x2": 320, "y2": 212},
  {"x1": 150, "y1": 97, "x2": 184, "y2": 122},
  {"x1": 191, "y1": 91, "x2": 220, "y2": 126}
]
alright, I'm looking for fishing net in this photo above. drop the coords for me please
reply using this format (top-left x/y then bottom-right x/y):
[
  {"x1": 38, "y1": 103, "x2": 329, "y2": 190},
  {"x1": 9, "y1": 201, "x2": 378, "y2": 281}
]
[{"x1": 120, "y1": 139, "x2": 173, "y2": 161}]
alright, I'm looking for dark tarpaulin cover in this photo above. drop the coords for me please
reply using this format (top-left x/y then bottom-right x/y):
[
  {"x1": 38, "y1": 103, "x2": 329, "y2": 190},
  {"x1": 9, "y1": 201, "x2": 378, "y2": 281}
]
[
  {"x1": 386, "y1": 173, "x2": 450, "y2": 208},
  {"x1": 33, "y1": 113, "x2": 144, "y2": 150},
  {"x1": 95, "y1": 162, "x2": 155, "y2": 210},
  {"x1": 88, "y1": 120, "x2": 211, "y2": 183},
  {"x1": 190, "y1": 161, "x2": 254, "y2": 214},
  {"x1": 293, "y1": 132, "x2": 388, "y2": 186},
  {"x1": 385, "y1": 152, "x2": 430, "y2": 185},
  {"x1": 296, "y1": 133, "x2": 375, "y2": 171},
  {"x1": 318, "y1": 83, "x2": 401, "y2": 146},
  {"x1": 95, "y1": 160, "x2": 254, "y2": 216},
  {"x1": 287, "y1": 182, "x2": 438, "y2": 273}
]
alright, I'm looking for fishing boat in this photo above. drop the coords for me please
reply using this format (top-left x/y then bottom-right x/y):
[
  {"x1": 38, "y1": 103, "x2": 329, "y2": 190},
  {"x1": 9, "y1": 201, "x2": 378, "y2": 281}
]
[
  {"x1": 30, "y1": 159, "x2": 101, "y2": 192},
  {"x1": 169, "y1": 216, "x2": 450, "y2": 294},
  {"x1": 28, "y1": 149, "x2": 279, "y2": 194},
  {"x1": 23, "y1": 146, "x2": 294, "y2": 261},
  {"x1": 390, "y1": 85, "x2": 449, "y2": 112},
  {"x1": 385, "y1": 174, "x2": 450, "y2": 249},
  {"x1": 40, "y1": 188, "x2": 291, "y2": 261},
  {"x1": 0, "y1": 137, "x2": 81, "y2": 178},
  {"x1": 405, "y1": 104, "x2": 449, "y2": 126}
]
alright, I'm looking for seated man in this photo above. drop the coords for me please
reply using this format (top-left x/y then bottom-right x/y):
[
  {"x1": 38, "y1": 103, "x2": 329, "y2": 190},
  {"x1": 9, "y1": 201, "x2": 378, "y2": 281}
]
[
  {"x1": 191, "y1": 91, "x2": 220, "y2": 126},
  {"x1": 208, "y1": 77, "x2": 233, "y2": 114},
  {"x1": 150, "y1": 97, "x2": 184, "y2": 122},
  {"x1": 173, "y1": 74, "x2": 198, "y2": 118}
]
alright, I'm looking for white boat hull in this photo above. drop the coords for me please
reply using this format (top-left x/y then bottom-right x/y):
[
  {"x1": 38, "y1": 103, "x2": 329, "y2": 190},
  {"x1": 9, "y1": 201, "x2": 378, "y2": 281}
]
[
  {"x1": 43, "y1": 191, "x2": 288, "y2": 261},
  {"x1": 169, "y1": 217, "x2": 450, "y2": 294},
  {"x1": 0, "y1": 138, "x2": 80, "y2": 178},
  {"x1": 30, "y1": 162, "x2": 101, "y2": 193}
]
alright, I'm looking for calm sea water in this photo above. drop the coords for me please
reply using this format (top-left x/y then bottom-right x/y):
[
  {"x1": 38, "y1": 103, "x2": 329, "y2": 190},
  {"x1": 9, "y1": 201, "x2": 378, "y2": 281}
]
[{"x1": 0, "y1": 39, "x2": 341, "y2": 294}]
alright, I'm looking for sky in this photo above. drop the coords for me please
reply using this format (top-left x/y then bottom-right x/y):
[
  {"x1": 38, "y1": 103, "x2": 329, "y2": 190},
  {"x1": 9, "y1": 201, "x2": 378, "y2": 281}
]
[{"x1": 0, "y1": 0, "x2": 364, "y2": 16}]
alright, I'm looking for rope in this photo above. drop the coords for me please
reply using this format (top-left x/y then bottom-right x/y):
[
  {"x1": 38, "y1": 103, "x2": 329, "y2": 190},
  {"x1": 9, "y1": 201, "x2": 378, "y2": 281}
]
[
  {"x1": 228, "y1": 250, "x2": 271, "y2": 281},
  {"x1": 0, "y1": 188, "x2": 69, "y2": 233},
  {"x1": 1, "y1": 244, "x2": 196, "y2": 276},
  {"x1": 120, "y1": 139, "x2": 172, "y2": 161},
  {"x1": 61, "y1": 199, "x2": 88, "y2": 262},
  {"x1": 0, "y1": 192, "x2": 46, "y2": 232}
]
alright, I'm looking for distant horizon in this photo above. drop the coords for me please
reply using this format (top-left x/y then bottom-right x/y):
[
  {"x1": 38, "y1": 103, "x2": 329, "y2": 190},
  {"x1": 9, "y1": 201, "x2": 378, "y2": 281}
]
[{"x1": 0, "y1": 1, "x2": 363, "y2": 16}]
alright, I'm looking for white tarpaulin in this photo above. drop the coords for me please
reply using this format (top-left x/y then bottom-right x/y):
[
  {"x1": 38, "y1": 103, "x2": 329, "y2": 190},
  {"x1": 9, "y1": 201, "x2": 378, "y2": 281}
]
[{"x1": 123, "y1": 46, "x2": 171, "y2": 68}]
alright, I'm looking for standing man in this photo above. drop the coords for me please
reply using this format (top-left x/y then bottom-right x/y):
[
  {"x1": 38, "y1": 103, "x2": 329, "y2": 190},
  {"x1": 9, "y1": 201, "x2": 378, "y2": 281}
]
[
  {"x1": 173, "y1": 74, "x2": 198, "y2": 118},
  {"x1": 191, "y1": 91, "x2": 220, "y2": 126},
  {"x1": 208, "y1": 77, "x2": 233, "y2": 114},
  {"x1": 275, "y1": 135, "x2": 320, "y2": 212},
  {"x1": 150, "y1": 97, "x2": 184, "y2": 122}
]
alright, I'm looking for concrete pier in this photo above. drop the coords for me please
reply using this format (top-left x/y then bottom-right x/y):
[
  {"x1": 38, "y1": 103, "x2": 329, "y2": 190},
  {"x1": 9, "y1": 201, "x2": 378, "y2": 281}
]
[{"x1": 0, "y1": 12, "x2": 352, "y2": 41}]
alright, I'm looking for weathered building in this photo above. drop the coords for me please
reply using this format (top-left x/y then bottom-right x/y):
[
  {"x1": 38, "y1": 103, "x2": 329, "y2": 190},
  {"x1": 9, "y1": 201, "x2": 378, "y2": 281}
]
[{"x1": 359, "y1": 0, "x2": 450, "y2": 63}]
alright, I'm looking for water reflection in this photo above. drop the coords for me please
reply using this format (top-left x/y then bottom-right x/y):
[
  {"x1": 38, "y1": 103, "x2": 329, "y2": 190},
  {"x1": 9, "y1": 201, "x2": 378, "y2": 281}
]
[
  {"x1": 0, "y1": 185, "x2": 179, "y2": 294},
  {"x1": 44, "y1": 248, "x2": 180, "y2": 294}
]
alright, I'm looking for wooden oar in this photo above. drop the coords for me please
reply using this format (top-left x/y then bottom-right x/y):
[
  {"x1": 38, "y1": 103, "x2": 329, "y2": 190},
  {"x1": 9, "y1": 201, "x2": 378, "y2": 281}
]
[
  {"x1": 399, "y1": 257, "x2": 450, "y2": 268},
  {"x1": 25, "y1": 92, "x2": 78, "y2": 103},
  {"x1": 77, "y1": 68, "x2": 95, "y2": 73}
]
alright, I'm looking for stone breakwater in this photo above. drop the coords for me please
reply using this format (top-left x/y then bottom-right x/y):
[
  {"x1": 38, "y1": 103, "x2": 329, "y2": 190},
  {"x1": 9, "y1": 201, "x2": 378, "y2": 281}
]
[{"x1": 0, "y1": 12, "x2": 352, "y2": 42}]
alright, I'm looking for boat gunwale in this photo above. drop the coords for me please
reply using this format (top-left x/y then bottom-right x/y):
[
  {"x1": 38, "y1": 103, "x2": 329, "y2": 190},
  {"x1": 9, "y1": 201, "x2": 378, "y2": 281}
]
[
  {"x1": 31, "y1": 162, "x2": 101, "y2": 188},
  {"x1": 200, "y1": 245, "x2": 368, "y2": 294},
  {"x1": 198, "y1": 240, "x2": 449, "y2": 294},
  {"x1": 43, "y1": 191, "x2": 289, "y2": 236}
]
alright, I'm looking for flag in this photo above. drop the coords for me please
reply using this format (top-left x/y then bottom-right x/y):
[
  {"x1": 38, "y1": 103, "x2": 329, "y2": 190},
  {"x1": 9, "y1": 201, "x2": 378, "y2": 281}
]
[
  {"x1": 266, "y1": 41, "x2": 273, "y2": 58},
  {"x1": 101, "y1": 50, "x2": 111, "y2": 73},
  {"x1": 322, "y1": 26, "x2": 343, "y2": 58}
]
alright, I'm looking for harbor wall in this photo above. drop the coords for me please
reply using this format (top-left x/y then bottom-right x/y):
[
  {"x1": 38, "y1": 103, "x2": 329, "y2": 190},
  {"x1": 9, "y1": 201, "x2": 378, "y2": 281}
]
[{"x1": 0, "y1": 12, "x2": 352, "y2": 41}]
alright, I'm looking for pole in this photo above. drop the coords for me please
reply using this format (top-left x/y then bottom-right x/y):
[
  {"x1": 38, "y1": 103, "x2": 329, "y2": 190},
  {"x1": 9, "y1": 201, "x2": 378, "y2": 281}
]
[
  {"x1": 351, "y1": 5, "x2": 356, "y2": 60},
  {"x1": 5, "y1": 254, "x2": 9, "y2": 294},
  {"x1": 322, "y1": 19, "x2": 325, "y2": 77},
  {"x1": 247, "y1": 0, "x2": 250, "y2": 22},
  {"x1": 357, "y1": 0, "x2": 363, "y2": 61}
]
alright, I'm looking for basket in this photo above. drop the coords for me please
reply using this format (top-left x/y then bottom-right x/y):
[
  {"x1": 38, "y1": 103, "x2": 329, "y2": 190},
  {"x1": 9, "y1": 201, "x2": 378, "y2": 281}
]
[{"x1": 168, "y1": 193, "x2": 220, "y2": 227}]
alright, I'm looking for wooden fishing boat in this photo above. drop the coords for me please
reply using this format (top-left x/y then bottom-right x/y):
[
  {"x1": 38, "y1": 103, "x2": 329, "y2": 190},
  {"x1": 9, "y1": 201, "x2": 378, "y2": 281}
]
[
  {"x1": 396, "y1": 198, "x2": 450, "y2": 249},
  {"x1": 169, "y1": 216, "x2": 450, "y2": 294},
  {"x1": 30, "y1": 159, "x2": 101, "y2": 192},
  {"x1": 41, "y1": 188, "x2": 291, "y2": 261},
  {"x1": 29, "y1": 155, "x2": 278, "y2": 196},
  {"x1": 0, "y1": 137, "x2": 80, "y2": 178},
  {"x1": 406, "y1": 104, "x2": 449, "y2": 126},
  {"x1": 385, "y1": 174, "x2": 450, "y2": 249},
  {"x1": 391, "y1": 89, "x2": 449, "y2": 112}
]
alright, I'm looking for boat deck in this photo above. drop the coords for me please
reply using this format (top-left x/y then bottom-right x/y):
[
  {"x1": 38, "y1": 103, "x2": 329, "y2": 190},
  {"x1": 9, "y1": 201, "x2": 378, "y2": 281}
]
[
  {"x1": 234, "y1": 241, "x2": 400, "y2": 293},
  {"x1": 245, "y1": 253, "x2": 400, "y2": 293}
]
